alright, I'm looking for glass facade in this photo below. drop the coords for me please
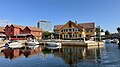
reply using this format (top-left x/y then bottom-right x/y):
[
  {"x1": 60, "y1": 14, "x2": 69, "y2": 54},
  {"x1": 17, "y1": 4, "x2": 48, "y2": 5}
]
[{"x1": 37, "y1": 20, "x2": 52, "y2": 32}]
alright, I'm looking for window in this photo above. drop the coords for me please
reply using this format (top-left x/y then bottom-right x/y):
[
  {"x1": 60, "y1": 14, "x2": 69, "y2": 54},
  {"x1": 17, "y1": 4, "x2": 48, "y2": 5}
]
[
  {"x1": 86, "y1": 29, "x2": 89, "y2": 32},
  {"x1": 63, "y1": 29, "x2": 65, "y2": 32},
  {"x1": 69, "y1": 23, "x2": 72, "y2": 27},
  {"x1": 78, "y1": 29, "x2": 80, "y2": 31},
  {"x1": 64, "y1": 29, "x2": 66, "y2": 32},
  {"x1": 61, "y1": 30, "x2": 63, "y2": 32},
  {"x1": 69, "y1": 34, "x2": 72, "y2": 38},
  {"x1": 91, "y1": 30, "x2": 93, "y2": 32},
  {"x1": 64, "y1": 34, "x2": 66, "y2": 38},
  {"x1": 73, "y1": 29, "x2": 74, "y2": 32},
  {"x1": 79, "y1": 34, "x2": 81, "y2": 37},
  {"x1": 75, "y1": 28, "x2": 78, "y2": 32},
  {"x1": 69, "y1": 29, "x2": 71, "y2": 32},
  {"x1": 66, "y1": 29, "x2": 68, "y2": 32},
  {"x1": 75, "y1": 34, "x2": 77, "y2": 37}
]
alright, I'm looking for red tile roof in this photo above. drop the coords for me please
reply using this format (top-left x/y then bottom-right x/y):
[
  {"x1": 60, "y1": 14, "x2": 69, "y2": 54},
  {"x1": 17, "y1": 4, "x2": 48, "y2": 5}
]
[
  {"x1": 11, "y1": 24, "x2": 26, "y2": 30},
  {"x1": 0, "y1": 27, "x2": 5, "y2": 32},
  {"x1": 78, "y1": 22, "x2": 95, "y2": 29},
  {"x1": 6, "y1": 24, "x2": 44, "y2": 32},
  {"x1": 27, "y1": 26, "x2": 44, "y2": 32},
  {"x1": 54, "y1": 25, "x2": 64, "y2": 30}
]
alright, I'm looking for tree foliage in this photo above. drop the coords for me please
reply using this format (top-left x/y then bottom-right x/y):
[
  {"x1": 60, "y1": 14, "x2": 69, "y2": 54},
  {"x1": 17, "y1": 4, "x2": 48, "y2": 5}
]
[
  {"x1": 42, "y1": 31, "x2": 51, "y2": 39},
  {"x1": 95, "y1": 27, "x2": 104, "y2": 34},
  {"x1": 105, "y1": 30, "x2": 110, "y2": 35},
  {"x1": 117, "y1": 27, "x2": 120, "y2": 32}
]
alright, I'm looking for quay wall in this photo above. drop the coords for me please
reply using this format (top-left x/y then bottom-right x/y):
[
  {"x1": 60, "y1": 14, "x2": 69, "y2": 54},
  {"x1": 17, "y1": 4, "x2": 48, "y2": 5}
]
[{"x1": 41, "y1": 40, "x2": 104, "y2": 47}]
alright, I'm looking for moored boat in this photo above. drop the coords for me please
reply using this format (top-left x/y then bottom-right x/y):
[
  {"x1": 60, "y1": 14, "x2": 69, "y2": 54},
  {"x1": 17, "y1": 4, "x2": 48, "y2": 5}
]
[
  {"x1": 47, "y1": 42, "x2": 61, "y2": 47},
  {"x1": 25, "y1": 39, "x2": 39, "y2": 45},
  {"x1": 4, "y1": 40, "x2": 23, "y2": 48}
]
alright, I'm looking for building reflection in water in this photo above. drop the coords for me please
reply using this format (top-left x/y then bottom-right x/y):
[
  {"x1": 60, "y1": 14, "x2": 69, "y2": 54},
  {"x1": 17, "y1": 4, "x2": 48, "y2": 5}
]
[
  {"x1": 4, "y1": 48, "x2": 23, "y2": 59},
  {"x1": 50, "y1": 46, "x2": 104, "y2": 66},
  {"x1": 3, "y1": 46, "x2": 43, "y2": 59},
  {"x1": 2, "y1": 45, "x2": 103, "y2": 66},
  {"x1": 23, "y1": 46, "x2": 43, "y2": 58}
]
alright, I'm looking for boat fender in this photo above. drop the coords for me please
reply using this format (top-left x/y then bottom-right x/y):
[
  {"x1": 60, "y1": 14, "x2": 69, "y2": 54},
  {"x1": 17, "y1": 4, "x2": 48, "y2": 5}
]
[{"x1": 5, "y1": 43, "x2": 9, "y2": 47}]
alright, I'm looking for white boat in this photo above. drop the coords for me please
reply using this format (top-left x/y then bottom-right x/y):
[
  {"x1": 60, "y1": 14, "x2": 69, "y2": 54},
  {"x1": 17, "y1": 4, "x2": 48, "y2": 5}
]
[
  {"x1": 111, "y1": 39, "x2": 119, "y2": 44},
  {"x1": 26, "y1": 39, "x2": 39, "y2": 45},
  {"x1": 105, "y1": 39, "x2": 112, "y2": 43},
  {"x1": 47, "y1": 42, "x2": 61, "y2": 48},
  {"x1": 46, "y1": 45, "x2": 61, "y2": 49},
  {"x1": 26, "y1": 45, "x2": 39, "y2": 49},
  {"x1": 4, "y1": 40, "x2": 23, "y2": 48}
]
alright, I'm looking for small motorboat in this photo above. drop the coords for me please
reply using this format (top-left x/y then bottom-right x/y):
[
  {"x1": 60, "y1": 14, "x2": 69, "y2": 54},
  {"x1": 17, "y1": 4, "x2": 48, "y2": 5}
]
[
  {"x1": 25, "y1": 39, "x2": 39, "y2": 45},
  {"x1": 47, "y1": 42, "x2": 61, "y2": 47},
  {"x1": 105, "y1": 39, "x2": 112, "y2": 43},
  {"x1": 4, "y1": 40, "x2": 23, "y2": 48},
  {"x1": 26, "y1": 45, "x2": 39, "y2": 49},
  {"x1": 111, "y1": 39, "x2": 119, "y2": 44}
]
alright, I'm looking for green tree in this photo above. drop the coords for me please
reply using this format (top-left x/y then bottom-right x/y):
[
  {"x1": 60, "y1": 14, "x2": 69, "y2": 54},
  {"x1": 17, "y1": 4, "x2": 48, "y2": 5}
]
[
  {"x1": 42, "y1": 31, "x2": 51, "y2": 39},
  {"x1": 117, "y1": 27, "x2": 120, "y2": 33},
  {"x1": 105, "y1": 30, "x2": 110, "y2": 35}
]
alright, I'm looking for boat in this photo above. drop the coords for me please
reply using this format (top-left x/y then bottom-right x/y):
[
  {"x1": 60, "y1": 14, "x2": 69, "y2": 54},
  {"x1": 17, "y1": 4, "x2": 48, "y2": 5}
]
[
  {"x1": 46, "y1": 42, "x2": 61, "y2": 48},
  {"x1": 25, "y1": 39, "x2": 39, "y2": 45},
  {"x1": 4, "y1": 40, "x2": 23, "y2": 48},
  {"x1": 111, "y1": 39, "x2": 119, "y2": 44},
  {"x1": 25, "y1": 45, "x2": 39, "y2": 49},
  {"x1": 105, "y1": 39, "x2": 112, "y2": 43}
]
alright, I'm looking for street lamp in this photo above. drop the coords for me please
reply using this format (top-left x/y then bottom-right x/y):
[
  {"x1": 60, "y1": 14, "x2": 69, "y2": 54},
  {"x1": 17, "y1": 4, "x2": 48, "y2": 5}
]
[{"x1": 98, "y1": 26, "x2": 101, "y2": 41}]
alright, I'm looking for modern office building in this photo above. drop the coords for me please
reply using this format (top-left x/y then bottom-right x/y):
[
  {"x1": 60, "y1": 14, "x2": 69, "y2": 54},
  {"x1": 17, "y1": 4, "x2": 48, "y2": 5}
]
[{"x1": 37, "y1": 20, "x2": 52, "y2": 32}]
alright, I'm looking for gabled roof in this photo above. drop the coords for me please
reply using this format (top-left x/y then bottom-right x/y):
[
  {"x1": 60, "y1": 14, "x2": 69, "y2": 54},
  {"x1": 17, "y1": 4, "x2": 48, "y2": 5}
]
[
  {"x1": 54, "y1": 25, "x2": 64, "y2": 30},
  {"x1": 54, "y1": 21, "x2": 95, "y2": 30},
  {"x1": 11, "y1": 24, "x2": 25, "y2": 30},
  {"x1": 78, "y1": 22, "x2": 95, "y2": 29},
  {"x1": 27, "y1": 26, "x2": 44, "y2": 32},
  {"x1": 54, "y1": 20, "x2": 83, "y2": 30},
  {"x1": 0, "y1": 27, "x2": 5, "y2": 32},
  {"x1": 60, "y1": 20, "x2": 83, "y2": 30}
]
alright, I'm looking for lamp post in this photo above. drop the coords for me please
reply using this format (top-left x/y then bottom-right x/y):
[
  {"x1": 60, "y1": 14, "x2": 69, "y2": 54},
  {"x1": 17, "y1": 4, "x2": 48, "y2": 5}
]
[{"x1": 98, "y1": 26, "x2": 101, "y2": 41}]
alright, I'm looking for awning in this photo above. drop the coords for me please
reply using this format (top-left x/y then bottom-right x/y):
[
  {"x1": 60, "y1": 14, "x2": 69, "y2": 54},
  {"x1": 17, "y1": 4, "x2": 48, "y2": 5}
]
[{"x1": 16, "y1": 34, "x2": 31, "y2": 36}]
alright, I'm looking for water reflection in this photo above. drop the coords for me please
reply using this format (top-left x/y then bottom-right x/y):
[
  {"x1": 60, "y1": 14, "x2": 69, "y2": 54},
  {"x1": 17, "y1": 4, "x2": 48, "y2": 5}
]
[
  {"x1": 47, "y1": 46, "x2": 104, "y2": 66},
  {"x1": 2, "y1": 46, "x2": 43, "y2": 59},
  {"x1": 0, "y1": 45, "x2": 105, "y2": 67},
  {"x1": 4, "y1": 48, "x2": 22, "y2": 59}
]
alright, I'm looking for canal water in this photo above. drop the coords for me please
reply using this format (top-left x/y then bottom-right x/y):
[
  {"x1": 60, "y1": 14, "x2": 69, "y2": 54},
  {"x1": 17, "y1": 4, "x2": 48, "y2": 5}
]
[{"x1": 0, "y1": 43, "x2": 120, "y2": 67}]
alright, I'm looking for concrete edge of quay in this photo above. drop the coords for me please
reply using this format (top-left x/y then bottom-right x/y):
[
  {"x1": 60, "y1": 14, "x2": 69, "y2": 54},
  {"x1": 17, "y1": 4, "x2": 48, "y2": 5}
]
[{"x1": 41, "y1": 40, "x2": 104, "y2": 47}]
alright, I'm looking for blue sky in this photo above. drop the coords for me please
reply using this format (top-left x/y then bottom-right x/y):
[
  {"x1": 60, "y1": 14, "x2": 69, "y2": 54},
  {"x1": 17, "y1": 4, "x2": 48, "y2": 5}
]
[{"x1": 0, "y1": 0, "x2": 120, "y2": 33}]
